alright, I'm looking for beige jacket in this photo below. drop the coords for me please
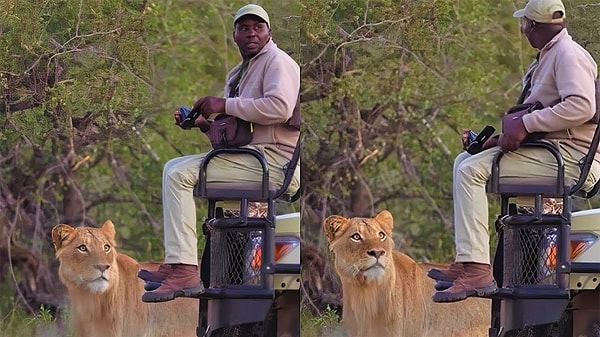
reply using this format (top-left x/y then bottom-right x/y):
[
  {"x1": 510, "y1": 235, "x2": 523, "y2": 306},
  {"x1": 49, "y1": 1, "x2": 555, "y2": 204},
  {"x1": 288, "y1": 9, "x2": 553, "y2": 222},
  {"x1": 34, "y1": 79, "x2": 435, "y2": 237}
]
[
  {"x1": 224, "y1": 39, "x2": 300, "y2": 159},
  {"x1": 521, "y1": 29, "x2": 598, "y2": 158}
]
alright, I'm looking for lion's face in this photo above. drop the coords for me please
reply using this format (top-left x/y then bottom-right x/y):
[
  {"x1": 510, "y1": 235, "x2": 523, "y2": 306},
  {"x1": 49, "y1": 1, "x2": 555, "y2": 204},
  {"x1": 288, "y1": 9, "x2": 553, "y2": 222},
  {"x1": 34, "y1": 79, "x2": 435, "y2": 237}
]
[
  {"x1": 52, "y1": 220, "x2": 118, "y2": 293},
  {"x1": 323, "y1": 210, "x2": 395, "y2": 282}
]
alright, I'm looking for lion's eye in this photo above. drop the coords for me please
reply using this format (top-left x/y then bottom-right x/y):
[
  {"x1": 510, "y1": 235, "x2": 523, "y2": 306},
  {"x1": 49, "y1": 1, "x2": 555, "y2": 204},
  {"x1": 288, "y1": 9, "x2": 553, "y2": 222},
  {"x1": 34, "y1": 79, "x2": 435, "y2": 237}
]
[
  {"x1": 350, "y1": 233, "x2": 362, "y2": 241},
  {"x1": 378, "y1": 231, "x2": 386, "y2": 240},
  {"x1": 104, "y1": 244, "x2": 111, "y2": 253},
  {"x1": 77, "y1": 244, "x2": 87, "y2": 252}
]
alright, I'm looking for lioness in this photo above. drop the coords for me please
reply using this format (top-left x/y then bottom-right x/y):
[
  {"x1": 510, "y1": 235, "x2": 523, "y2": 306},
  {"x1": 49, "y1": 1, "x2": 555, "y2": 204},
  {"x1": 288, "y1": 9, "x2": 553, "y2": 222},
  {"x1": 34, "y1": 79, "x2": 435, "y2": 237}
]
[
  {"x1": 52, "y1": 220, "x2": 198, "y2": 337},
  {"x1": 324, "y1": 210, "x2": 490, "y2": 337}
]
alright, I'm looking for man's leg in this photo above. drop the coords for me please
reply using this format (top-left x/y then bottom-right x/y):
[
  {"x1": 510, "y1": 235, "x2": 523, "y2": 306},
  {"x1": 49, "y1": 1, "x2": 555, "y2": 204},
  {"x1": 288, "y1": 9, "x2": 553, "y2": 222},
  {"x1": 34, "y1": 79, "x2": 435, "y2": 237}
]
[
  {"x1": 435, "y1": 143, "x2": 598, "y2": 302},
  {"x1": 143, "y1": 147, "x2": 299, "y2": 302},
  {"x1": 143, "y1": 154, "x2": 206, "y2": 302},
  {"x1": 428, "y1": 151, "x2": 471, "y2": 283}
]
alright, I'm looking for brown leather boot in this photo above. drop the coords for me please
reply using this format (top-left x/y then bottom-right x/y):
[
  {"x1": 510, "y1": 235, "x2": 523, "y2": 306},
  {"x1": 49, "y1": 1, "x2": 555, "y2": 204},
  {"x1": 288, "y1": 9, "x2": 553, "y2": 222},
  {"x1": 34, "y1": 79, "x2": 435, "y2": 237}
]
[
  {"x1": 432, "y1": 262, "x2": 497, "y2": 303},
  {"x1": 142, "y1": 264, "x2": 205, "y2": 303},
  {"x1": 427, "y1": 262, "x2": 464, "y2": 282},
  {"x1": 138, "y1": 263, "x2": 172, "y2": 283}
]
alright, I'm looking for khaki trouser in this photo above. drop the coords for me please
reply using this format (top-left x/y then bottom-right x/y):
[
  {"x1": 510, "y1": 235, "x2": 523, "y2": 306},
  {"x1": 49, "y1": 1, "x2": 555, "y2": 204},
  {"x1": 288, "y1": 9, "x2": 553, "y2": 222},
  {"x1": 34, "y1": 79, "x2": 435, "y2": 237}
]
[
  {"x1": 162, "y1": 145, "x2": 300, "y2": 265},
  {"x1": 453, "y1": 141, "x2": 599, "y2": 265}
]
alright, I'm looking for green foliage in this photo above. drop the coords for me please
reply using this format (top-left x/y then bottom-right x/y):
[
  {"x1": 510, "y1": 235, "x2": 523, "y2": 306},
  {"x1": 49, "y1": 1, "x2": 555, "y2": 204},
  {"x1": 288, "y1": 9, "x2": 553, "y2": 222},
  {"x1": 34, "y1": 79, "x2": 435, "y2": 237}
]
[
  {"x1": 0, "y1": 307, "x2": 37, "y2": 337},
  {"x1": 35, "y1": 305, "x2": 54, "y2": 324},
  {"x1": 0, "y1": 0, "x2": 302, "y2": 318},
  {"x1": 1, "y1": 0, "x2": 158, "y2": 232},
  {"x1": 299, "y1": 0, "x2": 600, "y2": 263},
  {"x1": 1, "y1": 0, "x2": 599, "y2": 326},
  {"x1": 300, "y1": 306, "x2": 343, "y2": 337},
  {"x1": 0, "y1": 298, "x2": 67, "y2": 337}
]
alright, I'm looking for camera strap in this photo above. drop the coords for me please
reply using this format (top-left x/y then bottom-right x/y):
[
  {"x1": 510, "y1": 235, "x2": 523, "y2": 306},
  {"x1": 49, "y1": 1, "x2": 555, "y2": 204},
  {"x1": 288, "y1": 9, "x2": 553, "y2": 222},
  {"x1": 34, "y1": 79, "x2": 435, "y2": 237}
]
[{"x1": 229, "y1": 60, "x2": 250, "y2": 98}]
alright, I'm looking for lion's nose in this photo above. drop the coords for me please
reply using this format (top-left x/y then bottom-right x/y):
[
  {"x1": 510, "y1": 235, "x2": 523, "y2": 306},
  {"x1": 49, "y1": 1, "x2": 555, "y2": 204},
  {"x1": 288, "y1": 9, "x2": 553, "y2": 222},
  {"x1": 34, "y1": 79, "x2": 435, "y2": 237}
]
[
  {"x1": 94, "y1": 264, "x2": 110, "y2": 272},
  {"x1": 367, "y1": 250, "x2": 385, "y2": 258}
]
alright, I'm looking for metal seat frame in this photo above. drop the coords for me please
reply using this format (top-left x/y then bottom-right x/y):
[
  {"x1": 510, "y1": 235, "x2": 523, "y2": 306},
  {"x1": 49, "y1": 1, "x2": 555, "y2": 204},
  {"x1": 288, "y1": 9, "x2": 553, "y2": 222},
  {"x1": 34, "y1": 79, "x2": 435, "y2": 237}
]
[
  {"x1": 486, "y1": 118, "x2": 600, "y2": 336},
  {"x1": 193, "y1": 139, "x2": 300, "y2": 337}
]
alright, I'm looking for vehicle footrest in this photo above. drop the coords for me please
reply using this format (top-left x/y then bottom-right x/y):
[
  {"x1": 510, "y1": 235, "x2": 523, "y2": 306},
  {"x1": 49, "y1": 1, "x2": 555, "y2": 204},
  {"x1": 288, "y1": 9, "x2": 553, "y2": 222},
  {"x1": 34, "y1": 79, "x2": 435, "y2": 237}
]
[
  {"x1": 501, "y1": 214, "x2": 565, "y2": 226},
  {"x1": 488, "y1": 286, "x2": 569, "y2": 300},
  {"x1": 206, "y1": 217, "x2": 274, "y2": 229},
  {"x1": 206, "y1": 217, "x2": 246, "y2": 227},
  {"x1": 197, "y1": 287, "x2": 274, "y2": 300}
]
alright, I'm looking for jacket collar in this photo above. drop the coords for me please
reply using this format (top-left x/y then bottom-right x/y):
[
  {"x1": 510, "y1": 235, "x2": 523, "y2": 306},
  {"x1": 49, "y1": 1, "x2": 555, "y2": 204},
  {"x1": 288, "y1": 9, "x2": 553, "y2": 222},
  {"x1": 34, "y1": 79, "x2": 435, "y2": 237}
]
[
  {"x1": 247, "y1": 38, "x2": 275, "y2": 62},
  {"x1": 539, "y1": 28, "x2": 569, "y2": 56}
]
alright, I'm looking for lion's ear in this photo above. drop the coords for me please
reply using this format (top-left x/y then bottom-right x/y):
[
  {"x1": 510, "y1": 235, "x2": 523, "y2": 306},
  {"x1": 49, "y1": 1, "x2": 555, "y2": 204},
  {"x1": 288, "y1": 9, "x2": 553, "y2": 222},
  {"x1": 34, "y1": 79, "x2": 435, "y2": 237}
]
[
  {"x1": 323, "y1": 215, "x2": 349, "y2": 244},
  {"x1": 374, "y1": 210, "x2": 394, "y2": 233},
  {"x1": 51, "y1": 224, "x2": 76, "y2": 251},
  {"x1": 100, "y1": 220, "x2": 116, "y2": 240}
]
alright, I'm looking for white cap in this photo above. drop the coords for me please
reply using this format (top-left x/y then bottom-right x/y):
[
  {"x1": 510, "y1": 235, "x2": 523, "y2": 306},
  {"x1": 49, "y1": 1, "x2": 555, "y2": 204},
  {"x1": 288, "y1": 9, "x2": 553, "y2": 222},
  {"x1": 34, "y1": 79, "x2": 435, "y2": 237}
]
[
  {"x1": 513, "y1": 0, "x2": 566, "y2": 24},
  {"x1": 234, "y1": 4, "x2": 270, "y2": 27}
]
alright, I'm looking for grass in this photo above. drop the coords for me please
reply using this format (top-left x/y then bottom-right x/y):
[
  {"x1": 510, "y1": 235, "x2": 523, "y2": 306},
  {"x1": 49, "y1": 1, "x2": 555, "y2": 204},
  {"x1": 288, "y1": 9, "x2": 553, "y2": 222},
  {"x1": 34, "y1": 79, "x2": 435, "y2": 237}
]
[
  {"x1": 300, "y1": 306, "x2": 345, "y2": 337},
  {"x1": 0, "y1": 305, "x2": 70, "y2": 337},
  {"x1": 0, "y1": 281, "x2": 71, "y2": 337},
  {"x1": 3, "y1": 305, "x2": 340, "y2": 337},
  {"x1": 0, "y1": 274, "x2": 340, "y2": 337}
]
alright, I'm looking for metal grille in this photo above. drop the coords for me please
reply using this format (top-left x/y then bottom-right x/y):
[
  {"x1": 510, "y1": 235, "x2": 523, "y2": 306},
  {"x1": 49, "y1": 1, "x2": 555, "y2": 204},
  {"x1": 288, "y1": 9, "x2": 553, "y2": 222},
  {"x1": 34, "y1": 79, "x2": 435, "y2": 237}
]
[
  {"x1": 503, "y1": 225, "x2": 558, "y2": 287},
  {"x1": 208, "y1": 227, "x2": 264, "y2": 287}
]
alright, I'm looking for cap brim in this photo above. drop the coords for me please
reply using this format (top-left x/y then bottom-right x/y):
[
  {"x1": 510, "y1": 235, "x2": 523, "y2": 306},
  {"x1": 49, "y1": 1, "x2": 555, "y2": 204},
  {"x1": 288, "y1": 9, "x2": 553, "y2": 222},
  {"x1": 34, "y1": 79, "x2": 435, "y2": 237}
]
[
  {"x1": 234, "y1": 15, "x2": 270, "y2": 28},
  {"x1": 513, "y1": 8, "x2": 526, "y2": 18}
]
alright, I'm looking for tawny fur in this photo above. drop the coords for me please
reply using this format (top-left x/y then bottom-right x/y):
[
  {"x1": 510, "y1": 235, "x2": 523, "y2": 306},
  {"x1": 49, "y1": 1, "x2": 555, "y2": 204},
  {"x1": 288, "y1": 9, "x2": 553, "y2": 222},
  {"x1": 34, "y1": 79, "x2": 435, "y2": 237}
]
[
  {"x1": 324, "y1": 210, "x2": 490, "y2": 337},
  {"x1": 52, "y1": 220, "x2": 198, "y2": 337}
]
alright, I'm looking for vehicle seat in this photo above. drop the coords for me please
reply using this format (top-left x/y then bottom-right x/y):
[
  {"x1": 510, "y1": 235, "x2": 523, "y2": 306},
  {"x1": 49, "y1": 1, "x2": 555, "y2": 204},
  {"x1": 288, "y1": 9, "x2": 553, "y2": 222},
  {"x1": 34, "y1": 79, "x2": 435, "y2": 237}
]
[{"x1": 488, "y1": 119, "x2": 600, "y2": 291}]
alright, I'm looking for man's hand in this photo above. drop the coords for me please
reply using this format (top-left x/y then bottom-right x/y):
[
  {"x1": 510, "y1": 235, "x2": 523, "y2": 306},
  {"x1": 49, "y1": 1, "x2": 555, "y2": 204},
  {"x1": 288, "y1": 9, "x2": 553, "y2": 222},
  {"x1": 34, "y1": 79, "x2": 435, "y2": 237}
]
[
  {"x1": 482, "y1": 135, "x2": 499, "y2": 150},
  {"x1": 173, "y1": 107, "x2": 210, "y2": 131},
  {"x1": 174, "y1": 109, "x2": 183, "y2": 125},
  {"x1": 461, "y1": 128, "x2": 471, "y2": 150},
  {"x1": 463, "y1": 127, "x2": 498, "y2": 153},
  {"x1": 499, "y1": 109, "x2": 529, "y2": 152},
  {"x1": 192, "y1": 96, "x2": 226, "y2": 118}
]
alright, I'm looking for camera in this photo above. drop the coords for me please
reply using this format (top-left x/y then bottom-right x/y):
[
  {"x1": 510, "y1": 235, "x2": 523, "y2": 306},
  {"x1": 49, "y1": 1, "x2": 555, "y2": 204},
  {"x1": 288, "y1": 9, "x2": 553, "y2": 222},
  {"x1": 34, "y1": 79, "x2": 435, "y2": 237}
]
[
  {"x1": 466, "y1": 125, "x2": 495, "y2": 155},
  {"x1": 177, "y1": 106, "x2": 210, "y2": 132},
  {"x1": 178, "y1": 106, "x2": 199, "y2": 129}
]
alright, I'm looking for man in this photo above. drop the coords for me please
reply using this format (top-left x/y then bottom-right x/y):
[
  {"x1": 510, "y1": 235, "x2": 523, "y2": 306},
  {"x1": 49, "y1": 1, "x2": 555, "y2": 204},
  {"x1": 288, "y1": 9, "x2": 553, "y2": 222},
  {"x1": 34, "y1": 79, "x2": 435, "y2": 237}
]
[
  {"x1": 429, "y1": 0, "x2": 598, "y2": 303},
  {"x1": 140, "y1": 4, "x2": 300, "y2": 303}
]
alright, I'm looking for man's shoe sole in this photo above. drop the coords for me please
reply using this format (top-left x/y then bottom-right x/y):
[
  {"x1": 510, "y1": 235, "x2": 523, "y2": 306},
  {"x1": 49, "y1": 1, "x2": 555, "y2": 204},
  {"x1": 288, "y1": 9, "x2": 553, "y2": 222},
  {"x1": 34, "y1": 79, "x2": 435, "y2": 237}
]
[
  {"x1": 432, "y1": 282, "x2": 498, "y2": 303},
  {"x1": 180, "y1": 285, "x2": 205, "y2": 298},
  {"x1": 141, "y1": 285, "x2": 205, "y2": 303}
]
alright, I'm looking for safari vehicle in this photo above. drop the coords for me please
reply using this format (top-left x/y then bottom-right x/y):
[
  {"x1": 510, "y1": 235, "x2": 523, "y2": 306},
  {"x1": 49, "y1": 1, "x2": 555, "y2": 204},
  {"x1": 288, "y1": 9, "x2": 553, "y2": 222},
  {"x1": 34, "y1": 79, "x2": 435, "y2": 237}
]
[
  {"x1": 484, "y1": 85, "x2": 600, "y2": 337},
  {"x1": 193, "y1": 142, "x2": 301, "y2": 337}
]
